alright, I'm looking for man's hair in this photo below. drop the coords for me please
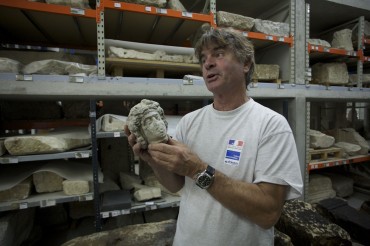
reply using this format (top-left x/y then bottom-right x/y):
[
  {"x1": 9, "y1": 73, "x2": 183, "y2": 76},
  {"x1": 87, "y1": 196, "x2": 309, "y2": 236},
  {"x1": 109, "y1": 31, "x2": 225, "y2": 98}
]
[{"x1": 194, "y1": 27, "x2": 255, "y2": 88}]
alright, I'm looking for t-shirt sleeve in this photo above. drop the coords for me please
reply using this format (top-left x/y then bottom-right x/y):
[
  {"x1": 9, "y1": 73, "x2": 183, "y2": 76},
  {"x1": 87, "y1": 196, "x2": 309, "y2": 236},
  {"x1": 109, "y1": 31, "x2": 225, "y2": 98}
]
[{"x1": 253, "y1": 114, "x2": 303, "y2": 200}]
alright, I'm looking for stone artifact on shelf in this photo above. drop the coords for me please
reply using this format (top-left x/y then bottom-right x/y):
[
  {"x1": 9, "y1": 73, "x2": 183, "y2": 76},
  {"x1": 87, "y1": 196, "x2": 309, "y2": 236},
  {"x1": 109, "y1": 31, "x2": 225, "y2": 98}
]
[
  {"x1": 22, "y1": 59, "x2": 97, "y2": 76},
  {"x1": 334, "y1": 142, "x2": 361, "y2": 156},
  {"x1": 0, "y1": 57, "x2": 23, "y2": 73},
  {"x1": 321, "y1": 172, "x2": 353, "y2": 198},
  {"x1": 251, "y1": 64, "x2": 280, "y2": 81},
  {"x1": 33, "y1": 171, "x2": 64, "y2": 193},
  {"x1": 331, "y1": 29, "x2": 353, "y2": 51},
  {"x1": 328, "y1": 128, "x2": 369, "y2": 155},
  {"x1": 127, "y1": 99, "x2": 169, "y2": 150},
  {"x1": 307, "y1": 39, "x2": 331, "y2": 48},
  {"x1": 96, "y1": 114, "x2": 127, "y2": 132},
  {"x1": 4, "y1": 127, "x2": 91, "y2": 155},
  {"x1": 216, "y1": 11, "x2": 255, "y2": 31},
  {"x1": 309, "y1": 129, "x2": 335, "y2": 149},
  {"x1": 44, "y1": 0, "x2": 90, "y2": 8},
  {"x1": 275, "y1": 199, "x2": 351, "y2": 245},
  {"x1": 349, "y1": 73, "x2": 370, "y2": 85},
  {"x1": 306, "y1": 174, "x2": 336, "y2": 204},
  {"x1": 252, "y1": 19, "x2": 290, "y2": 37},
  {"x1": 120, "y1": 172, "x2": 161, "y2": 202},
  {"x1": 167, "y1": 0, "x2": 186, "y2": 11},
  {"x1": 0, "y1": 178, "x2": 33, "y2": 202},
  {"x1": 108, "y1": 46, "x2": 198, "y2": 64},
  {"x1": 311, "y1": 62, "x2": 349, "y2": 85},
  {"x1": 117, "y1": 0, "x2": 166, "y2": 8},
  {"x1": 62, "y1": 180, "x2": 90, "y2": 195},
  {"x1": 61, "y1": 219, "x2": 176, "y2": 246}
]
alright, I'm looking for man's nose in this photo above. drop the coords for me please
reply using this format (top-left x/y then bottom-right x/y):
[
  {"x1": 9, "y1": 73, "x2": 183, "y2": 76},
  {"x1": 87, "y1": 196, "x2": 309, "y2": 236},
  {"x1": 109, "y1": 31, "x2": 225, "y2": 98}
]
[{"x1": 204, "y1": 56, "x2": 215, "y2": 70}]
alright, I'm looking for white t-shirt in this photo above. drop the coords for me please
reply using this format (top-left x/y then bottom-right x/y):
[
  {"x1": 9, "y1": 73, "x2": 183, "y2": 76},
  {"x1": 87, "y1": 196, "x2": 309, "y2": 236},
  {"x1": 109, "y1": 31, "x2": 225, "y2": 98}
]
[{"x1": 173, "y1": 98, "x2": 303, "y2": 246}]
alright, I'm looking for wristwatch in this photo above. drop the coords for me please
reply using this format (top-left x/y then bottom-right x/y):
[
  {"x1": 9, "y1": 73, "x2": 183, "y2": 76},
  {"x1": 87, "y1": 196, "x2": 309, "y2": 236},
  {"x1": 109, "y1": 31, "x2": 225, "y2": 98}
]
[{"x1": 195, "y1": 165, "x2": 215, "y2": 189}]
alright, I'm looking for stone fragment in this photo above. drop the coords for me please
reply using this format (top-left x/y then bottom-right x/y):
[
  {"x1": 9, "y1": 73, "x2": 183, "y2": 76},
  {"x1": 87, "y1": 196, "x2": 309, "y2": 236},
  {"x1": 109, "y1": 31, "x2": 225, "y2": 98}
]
[
  {"x1": 118, "y1": 0, "x2": 166, "y2": 8},
  {"x1": 308, "y1": 39, "x2": 331, "y2": 47},
  {"x1": 0, "y1": 57, "x2": 23, "y2": 73},
  {"x1": 0, "y1": 178, "x2": 32, "y2": 202},
  {"x1": 334, "y1": 141, "x2": 361, "y2": 156},
  {"x1": 307, "y1": 174, "x2": 336, "y2": 204},
  {"x1": 167, "y1": 0, "x2": 186, "y2": 11},
  {"x1": 328, "y1": 128, "x2": 369, "y2": 155},
  {"x1": 134, "y1": 187, "x2": 161, "y2": 202},
  {"x1": 252, "y1": 64, "x2": 279, "y2": 81},
  {"x1": 275, "y1": 199, "x2": 351, "y2": 246},
  {"x1": 100, "y1": 114, "x2": 127, "y2": 132},
  {"x1": 63, "y1": 180, "x2": 90, "y2": 195},
  {"x1": 61, "y1": 219, "x2": 176, "y2": 246},
  {"x1": 311, "y1": 62, "x2": 349, "y2": 85},
  {"x1": 322, "y1": 172, "x2": 353, "y2": 198},
  {"x1": 23, "y1": 59, "x2": 97, "y2": 76},
  {"x1": 4, "y1": 128, "x2": 91, "y2": 155},
  {"x1": 216, "y1": 11, "x2": 255, "y2": 31},
  {"x1": 309, "y1": 129, "x2": 335, "y2": 149},
  {"x1": 253, "y1": 19, "x2": 290, "y2": 37},
  {"x1": 331, "y1": 29, "x2": 353, "y2": 50},
  {"x1": 45, "y1": 0, "x2": 90, "y2": 8},
  {"x1": 0, "y1": 209, "x2": 35, "y2": 246},
  {"x1": 33, "y1": 171, "x2": 64, "y2": 193}
]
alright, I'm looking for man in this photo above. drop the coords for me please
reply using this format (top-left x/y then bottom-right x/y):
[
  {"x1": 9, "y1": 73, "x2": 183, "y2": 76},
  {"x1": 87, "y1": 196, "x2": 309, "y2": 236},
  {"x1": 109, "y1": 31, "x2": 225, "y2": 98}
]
[{"x1": 125, "y1": 27, "x2": 303, "y2": 245}]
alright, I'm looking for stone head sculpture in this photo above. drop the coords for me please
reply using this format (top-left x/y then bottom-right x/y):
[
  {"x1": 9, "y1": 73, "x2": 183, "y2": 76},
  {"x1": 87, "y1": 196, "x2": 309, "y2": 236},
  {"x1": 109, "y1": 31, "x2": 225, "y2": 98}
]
[{"x1": 127, "y1": 99, "x2": 169, "y2": 149}]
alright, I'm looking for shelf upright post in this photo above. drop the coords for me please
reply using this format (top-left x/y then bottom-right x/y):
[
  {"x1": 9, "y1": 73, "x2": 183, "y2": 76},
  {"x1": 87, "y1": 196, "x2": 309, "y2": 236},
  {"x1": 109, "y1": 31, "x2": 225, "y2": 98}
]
[
  {"x1": 304, "y1": 101, "x2": 310, "y2": 201},
  {"x1": 356, "y1": 16, "x2": 365, "y2": 89},
  {"x1": 290, "y1": 0, "x2": 296, "y2": 84},
  {"x1": 90, "y1": 99, "x2": 102, "y2": 231},
  {"x1": 305, "y1": 3, "x2": 311, "y2": 86},
  {"x1": 210, "y1": 0, "x2": 216, "y2": 25},
  {"x1": 96, "y1": 0, "x2": 106, "y2": 79}
]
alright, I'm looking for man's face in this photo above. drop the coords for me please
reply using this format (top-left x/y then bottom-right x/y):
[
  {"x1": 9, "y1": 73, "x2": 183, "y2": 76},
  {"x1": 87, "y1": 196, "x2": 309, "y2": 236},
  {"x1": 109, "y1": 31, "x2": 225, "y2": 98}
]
[{"x1": 200, "y1": 43, "x2": 248, "y2": 95}]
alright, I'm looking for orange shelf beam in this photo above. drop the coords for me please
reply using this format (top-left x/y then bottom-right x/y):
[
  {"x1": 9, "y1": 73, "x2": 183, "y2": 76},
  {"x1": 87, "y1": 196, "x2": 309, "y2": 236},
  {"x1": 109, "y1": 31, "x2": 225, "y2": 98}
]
[
  {"x1": 308, "y1": 154, "x2": 370, "y2": 172},
  {"x1": 241, "y1": 31, "x2": 293, "y2": 45},
  {"x1": 0, "y1": 0, "x2": 96, "y2": 18},
  {"x1": 103, "y1": 0, "x2": 215, "y2": 25},
  {"x1": 308, "y1": 43, "x2": 359, "y2": 57}
]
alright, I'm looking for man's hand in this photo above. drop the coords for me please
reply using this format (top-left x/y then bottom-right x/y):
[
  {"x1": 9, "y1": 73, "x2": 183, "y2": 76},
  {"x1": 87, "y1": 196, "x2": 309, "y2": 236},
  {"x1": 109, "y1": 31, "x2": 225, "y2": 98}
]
[{"x1": 147, "y1": 138, "x2": 206, "y2": 178}]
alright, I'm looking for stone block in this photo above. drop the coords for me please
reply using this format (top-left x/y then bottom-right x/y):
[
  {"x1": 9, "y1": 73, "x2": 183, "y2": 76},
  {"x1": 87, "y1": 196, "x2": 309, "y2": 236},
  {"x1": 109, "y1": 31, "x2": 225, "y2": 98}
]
[
  {"x1": 0, "y1": 178, "x2": 32, "y2": 202},
  {"x1": 167, "y1": 0, "x2": 186, "y2": 11},
  {"x1": 311, "y1": 62, "x2": 349, "y2": 85},
  {"x1": 63, "y1": 180, "x2": 90, "y2": 195},
  {"x1": 4, "y1": 128, "x2": 91, "y2": 155},
  {"x1": 253, "y1": 19, "x2": 290, "y2": 37},
  {"x1": 322, "y1": 172, "x2": 353, "y2": 198},
  {"x1": 309, "y1": 129, "x2": 335, "y2": 149},
  {"x1": 307, "y1": 174, "x2": 336, "y2": 204},
  {"x1": 331, "y1": 29, "x2": 353, "y2": 50},
  {"x1": 45, "y1": 0, "x2": 90, "y2": 8},
  {"x1": 334, "y1": 142, "x2": 361, "y2": 156},
  {"x1": 134, "y1": 187, "x2": 161, "y2": 202},
  {"x1": 275, "y1": 199, "x2": 351, "y2": 246},
  {"x1": 252, "y1": 64, "x2": 279, "y2": 81},
  {"x1": 328, "y1": 128, "x2": 369, "y2": 155},
  {"x1": 33, "y1": 171, "x2": 64, "y2": 193},
  {"x1": 99, "y1": 114, "x2": 127, "y2": 132},
  {"x1": 0, "y1": 57, "x2": 23, "y2": 73},
  {"x1": 216, "y1": 11, "x2": 255, "y2": 31},
  {"x1": 308, "y1": 39, "x2": 331, "y2": 47},
  {"x1": 61, "y1": 219, "x2": 176, "y2": 246}
]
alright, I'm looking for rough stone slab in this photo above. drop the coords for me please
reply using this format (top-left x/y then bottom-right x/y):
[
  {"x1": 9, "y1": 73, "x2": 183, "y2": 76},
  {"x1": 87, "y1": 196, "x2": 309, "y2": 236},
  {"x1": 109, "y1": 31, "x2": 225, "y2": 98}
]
[
  {"x1": 275, "y1": 199, "x2": 351, "y2": 246},
  {"x1": 61, "y1": 219, "x2": 176, "y2": 246},
  {"x1": 134, "y1": 187, "x2": 161, "y2": 202},
  {"x1": 252, "y1": 19, "x2": 290, "y2": 37},
  {"x1": 252, "y1": 64, "x2": 279, "y2": 80},
  {"x1": 23, "y1": 59, "x2": 97, "y2": 76},
  {"x1": 316, "y1": 198, "x2": 370, "y2": 245},
  {"x1": 98, "y1": 114, "x2": 127, "y2": 132},
  {"x1": 0, "y1": 57, "x2": 23, "y2": 73},
  {"x1": 0, "y1": 208, "x2": 35, "y2": 246},
  {"x1": 311, "y1": 62, "x2": 349, "y2": 85},
  {"x1": 216, "y1": 11, "x2": 255, "y2": 31},
  {"x1": 33, "y1": 171, "x2": 64, "y2": 193},
  {"x1": 45, "y1": 0, "x2": 90, "y2": 8},
  {"x1": 328, "y1": 128, "x2": 369, "y2": 155},
  {"x1": 322, "y1": 172, "x2": 353, "y2": 197},
  {"x1": 331, "y1": 29, "x2": 353, "y2": 51},
  {"x1": 0, "y1": 178, "x2": 32, "y2": 202},
  {"x1": 117, "y1": 0, "x2": 166, "y2": 8},
  {"x1": 308, "y1": 39, "x2": 331, "y2": 48},
  {"x1": 167, "y1": 0, "x2": 186, "y2": 11},
  {"x1": 4, "y1": 128, "x2": 91, "y2": 155},
  {"x1": 63, "y1": 180, "x2": 90, "y2": 195},
  {"x1": 334, "y1": 141, "x2": 361, "y2": 156},
  {"x1": 307, "y1": 174, "x2": 336, "y2": 204},
  {"x1": 309, "y1": 129, "x2": 335, "y2": 149}
]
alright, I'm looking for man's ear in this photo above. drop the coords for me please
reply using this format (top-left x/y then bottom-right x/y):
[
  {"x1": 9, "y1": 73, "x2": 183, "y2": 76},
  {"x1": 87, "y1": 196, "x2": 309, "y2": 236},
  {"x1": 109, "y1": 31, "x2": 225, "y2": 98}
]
[{"x1": 243, "y1": 62, "x2": 250, "y2": 73}]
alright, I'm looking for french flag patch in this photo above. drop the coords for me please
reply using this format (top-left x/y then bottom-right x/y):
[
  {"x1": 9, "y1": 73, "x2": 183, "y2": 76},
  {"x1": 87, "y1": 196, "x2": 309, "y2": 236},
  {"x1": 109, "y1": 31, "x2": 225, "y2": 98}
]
[{"x1": 224, "y1": 139, "x2": 244, "y2": 166}]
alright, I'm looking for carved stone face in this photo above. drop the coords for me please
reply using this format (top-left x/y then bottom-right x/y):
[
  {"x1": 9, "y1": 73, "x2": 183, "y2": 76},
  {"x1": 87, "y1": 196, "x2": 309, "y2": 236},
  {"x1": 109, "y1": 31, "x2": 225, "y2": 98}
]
[{"x1": 127, "y1": 99, "x2": 168, "y2": 149}]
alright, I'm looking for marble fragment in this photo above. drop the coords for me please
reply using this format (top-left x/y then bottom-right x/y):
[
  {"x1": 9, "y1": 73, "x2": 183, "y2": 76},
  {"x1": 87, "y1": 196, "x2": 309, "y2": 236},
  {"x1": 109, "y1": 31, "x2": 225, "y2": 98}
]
[
  {"x1": 216, "y1": 11, "x2": 255, "y2": 31},
  {"x1": 33, "y1": 171, "x2": 64, "y2": 193},
  {"x1": 253, "y1": 19, "x2": 290, "y2": 37},
  {"x1": 311, "y1": 62, "x2": 349, "y2": 85},
  {"x1": 331, "y1": 29, "x2": 353, "y2": 50}
]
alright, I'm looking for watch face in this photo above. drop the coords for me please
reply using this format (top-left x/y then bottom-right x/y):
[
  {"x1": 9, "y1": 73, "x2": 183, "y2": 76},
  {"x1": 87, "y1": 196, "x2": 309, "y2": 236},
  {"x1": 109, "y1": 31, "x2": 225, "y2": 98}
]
[{"x1": 198, "y1": 174, "x2": 212, "y2": 188}]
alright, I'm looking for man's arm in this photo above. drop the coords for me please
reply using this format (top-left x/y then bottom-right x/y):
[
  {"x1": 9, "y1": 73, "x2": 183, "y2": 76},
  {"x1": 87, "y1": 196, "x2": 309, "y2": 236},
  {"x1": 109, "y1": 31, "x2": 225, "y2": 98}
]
[{"x1": 147, "y1": 138, "x2": 288, "y2": 229}]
